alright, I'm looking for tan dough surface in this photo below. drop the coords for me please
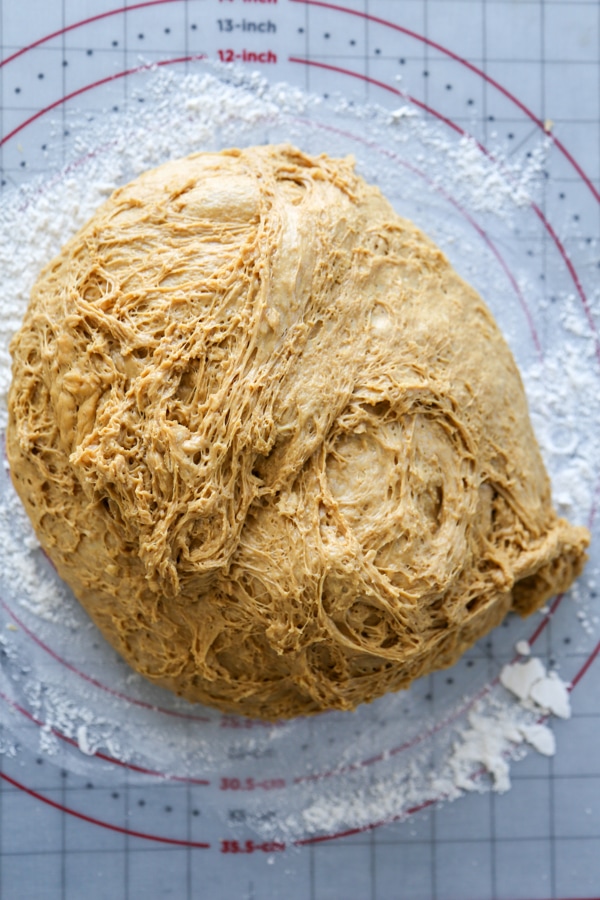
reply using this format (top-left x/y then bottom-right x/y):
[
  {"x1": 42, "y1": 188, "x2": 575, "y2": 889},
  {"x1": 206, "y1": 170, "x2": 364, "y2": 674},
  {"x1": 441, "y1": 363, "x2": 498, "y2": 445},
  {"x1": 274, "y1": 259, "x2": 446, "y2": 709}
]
[{"x1": 7, "y1": 144, "x2": 589, "y2": 719}]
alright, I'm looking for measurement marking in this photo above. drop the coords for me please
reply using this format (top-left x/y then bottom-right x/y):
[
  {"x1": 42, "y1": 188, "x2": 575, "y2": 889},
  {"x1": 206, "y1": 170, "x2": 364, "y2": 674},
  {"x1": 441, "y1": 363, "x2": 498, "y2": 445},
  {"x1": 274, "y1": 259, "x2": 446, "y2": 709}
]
[
  {"x1": 220, "y1": 776, "x2": 286, "y2": 791},
  {"x1": 0, "y1": 687, "x2": 211, "y2": 784},
  {"x1": 0, "y1": 56, "x2": 207, "y2": 149},
  {"x1": 0, "y1": 0, "x2": 183, "y2": 68},
  {"x1": 289, "y1": 0, "x2": 600, "y2": 206},
  {"x1": 0, "y1": 771, "x2": 211, "y2": 848},
  {"x1": 217, "y1": 48, "x2": 277, "y2": 62},
  {"x1": 217, "y1": 18, "x2": 276, "y2": 31},
  {"x1": 220, "y1": 839, "x2": 285, "y2": 853},
  {"x1": 0, "y1": 0, "x2": 597, "y2": 207}
]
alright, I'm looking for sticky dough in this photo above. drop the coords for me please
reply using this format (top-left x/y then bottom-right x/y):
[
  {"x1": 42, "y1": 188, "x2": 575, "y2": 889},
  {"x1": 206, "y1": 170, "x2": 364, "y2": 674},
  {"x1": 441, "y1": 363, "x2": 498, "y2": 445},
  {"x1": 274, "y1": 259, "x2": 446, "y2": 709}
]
[{"x1": 7, "y1": 145, "x2": 589, "y2": 719}]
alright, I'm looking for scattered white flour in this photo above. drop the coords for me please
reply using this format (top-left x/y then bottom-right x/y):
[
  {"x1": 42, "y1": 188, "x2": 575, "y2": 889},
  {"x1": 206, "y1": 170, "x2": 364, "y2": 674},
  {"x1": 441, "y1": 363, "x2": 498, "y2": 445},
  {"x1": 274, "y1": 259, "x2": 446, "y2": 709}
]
[
  {"x1": 441, "y1": 658, "x2": 575, "y2": 793},
  {"x1": 515, "y1": 639, "x2": 531, "y2": 656},
  {"x1": 530, "y1": 673, "x2": 571, "y2": 720},
  {"x1": 281, "y1": 659, "x2": 571, "y2": 837},
  {"x1": 500, "y1": 658, "x2": 571, "y2": 720},
  {"x1": 434, "y1": 134, "x2": 549, "y2": 216},
  {"x1": 0, "y1": 63, "x2": 596, "y2": 840},
  {"x1": 448, "y1": 705, "x2": 546, "y2": 795},
  {"x1": 500, "y1": 657, "x2": 548, "y2": 702},
  {"x1": 519, "y1": 723, "x2": 556, "y2": 757},
  {"x1": 0, "y1": 484, "x2": 79, "y2": 628}
]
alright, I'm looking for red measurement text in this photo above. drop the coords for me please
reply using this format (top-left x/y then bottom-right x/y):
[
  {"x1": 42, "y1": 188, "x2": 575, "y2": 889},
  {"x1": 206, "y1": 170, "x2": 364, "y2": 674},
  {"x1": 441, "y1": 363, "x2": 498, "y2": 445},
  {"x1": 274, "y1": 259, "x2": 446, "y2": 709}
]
[
  {"x1": 221, "y1": 839, "x2": 286, "y2": 853},
  {"x1": 217, "y1": 49, "x2": 277, "y2": 63},
  {"x1": 220, "y1": 776, "x2": 286, "y2": 791}
]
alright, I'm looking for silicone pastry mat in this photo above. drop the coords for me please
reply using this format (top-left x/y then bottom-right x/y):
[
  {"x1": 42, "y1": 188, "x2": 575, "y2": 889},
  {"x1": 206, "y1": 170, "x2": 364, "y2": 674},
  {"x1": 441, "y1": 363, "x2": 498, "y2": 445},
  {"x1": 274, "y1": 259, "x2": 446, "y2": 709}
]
[{"x1": 0, "y1": 2, "x2": 599, "y2": 898}]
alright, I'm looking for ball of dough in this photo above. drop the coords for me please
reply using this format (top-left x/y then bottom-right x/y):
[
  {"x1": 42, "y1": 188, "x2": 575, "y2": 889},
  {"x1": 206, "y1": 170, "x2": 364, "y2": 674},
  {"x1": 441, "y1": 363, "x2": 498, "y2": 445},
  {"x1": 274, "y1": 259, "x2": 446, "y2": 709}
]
[{"x1": 7, "y1": 145, "x2": 588, "y2": 719}]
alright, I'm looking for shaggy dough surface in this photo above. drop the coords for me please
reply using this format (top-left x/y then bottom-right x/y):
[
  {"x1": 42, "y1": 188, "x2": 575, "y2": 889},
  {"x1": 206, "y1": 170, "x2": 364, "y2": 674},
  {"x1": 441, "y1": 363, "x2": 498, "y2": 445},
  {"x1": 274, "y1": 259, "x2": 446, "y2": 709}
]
[{"x1": 7, "y1": 145, "x2": 589, "y2": 718}]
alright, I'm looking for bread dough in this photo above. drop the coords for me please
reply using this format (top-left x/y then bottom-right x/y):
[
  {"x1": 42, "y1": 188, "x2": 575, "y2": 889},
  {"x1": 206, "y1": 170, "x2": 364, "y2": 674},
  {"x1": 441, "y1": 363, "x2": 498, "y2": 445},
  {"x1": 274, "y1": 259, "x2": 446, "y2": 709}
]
[{"x1": 7, "y1": 145, "x2": 589, "y2": 719}]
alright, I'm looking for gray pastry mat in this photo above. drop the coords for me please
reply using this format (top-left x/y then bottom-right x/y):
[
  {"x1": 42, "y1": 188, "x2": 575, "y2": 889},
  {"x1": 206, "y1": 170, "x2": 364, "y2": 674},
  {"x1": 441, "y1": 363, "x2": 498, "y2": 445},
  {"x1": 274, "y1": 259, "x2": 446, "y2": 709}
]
[{"x1": 1, "y1": 1, "x2": 599, "y2": 898}]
